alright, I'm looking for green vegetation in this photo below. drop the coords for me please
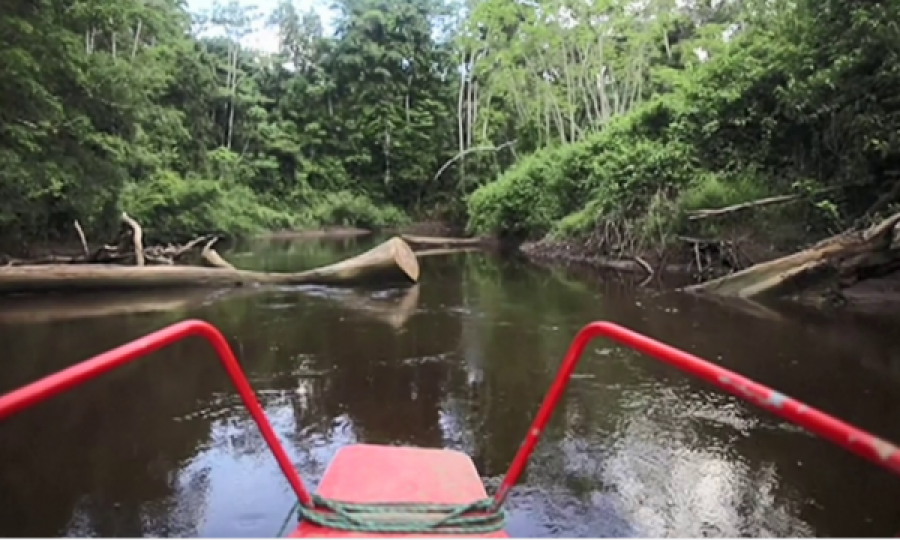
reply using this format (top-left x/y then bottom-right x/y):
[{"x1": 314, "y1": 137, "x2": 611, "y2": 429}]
[
  {"x1": 3, "y1": 0, "x2": 898, "y2": 255},
  {"x1": 2, "y1": 0, "x2": 455, "y2": 247},
  {"x1": 465, "y1": 1, "x2": 900, "y2": 252}
]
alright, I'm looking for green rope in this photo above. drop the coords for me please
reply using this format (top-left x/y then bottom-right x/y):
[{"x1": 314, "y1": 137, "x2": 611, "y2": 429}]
[
  {"x1": 276, "y1": 500, "x2": 301, "y2": 537},
  {"x1": 276, "y1": 495, "x2": 505, "y2": 536}
]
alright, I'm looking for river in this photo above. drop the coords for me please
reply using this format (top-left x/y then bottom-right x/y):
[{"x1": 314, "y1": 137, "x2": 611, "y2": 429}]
[{"x1": 0, "y1": 235, "x2": 898, "y2": 537}]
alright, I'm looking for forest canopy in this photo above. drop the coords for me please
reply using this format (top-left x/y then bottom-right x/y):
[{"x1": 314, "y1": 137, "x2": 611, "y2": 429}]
[{"x1": 2, "y1": 0, "x2": 899, "y2": 255}]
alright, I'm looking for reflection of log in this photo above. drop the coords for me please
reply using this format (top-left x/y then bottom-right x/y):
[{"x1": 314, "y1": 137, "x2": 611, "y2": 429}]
[
  {"x1": 0, "y1": 284, "x2": 421, "y2": 327},
  {"x1": 327, "y1": 285, "x2": 421, "y2": 330},
  {"x1": 401, "y1": 235, "x2": 491, "y2": 250},
  {"x1": 681, "y1": 292, "x2": 788, "y2": 323},
  {"x1": 0, "y1": 237, "x2": 420, "y2": 294},
  {"x1": 685, "y1": 212, "x2": 900, "y2": 303},
  {"x1": 0, "y1": 289, "x2": 228, "y2": 324}
]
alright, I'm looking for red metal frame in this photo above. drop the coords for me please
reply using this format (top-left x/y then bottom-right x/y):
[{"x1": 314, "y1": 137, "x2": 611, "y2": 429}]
[{"x1": 0, "y1": 318, "x2": 898, "y2": 523}]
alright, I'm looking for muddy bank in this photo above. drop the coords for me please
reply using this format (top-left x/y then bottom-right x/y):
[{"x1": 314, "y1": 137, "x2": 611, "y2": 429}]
[
  {"x1": 520, "y1": 237, "x2": 696, "y2": 283},
  {"x1": 519, "y1": 214, "x2": 900, "y2": 314}
]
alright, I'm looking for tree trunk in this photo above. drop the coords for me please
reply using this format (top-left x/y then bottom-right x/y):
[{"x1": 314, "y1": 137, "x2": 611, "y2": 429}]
[{"x1": 0, "y1": 237, "x2": 420, "y2": 295}]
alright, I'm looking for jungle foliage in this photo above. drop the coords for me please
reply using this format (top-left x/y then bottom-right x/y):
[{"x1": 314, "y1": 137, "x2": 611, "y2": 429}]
[
  {"x1": 2, "y1": 0, "x2": 898, "y2": 251},
  {"x1": 465, "y1": 0, "x2": 900, "y2": 251}
]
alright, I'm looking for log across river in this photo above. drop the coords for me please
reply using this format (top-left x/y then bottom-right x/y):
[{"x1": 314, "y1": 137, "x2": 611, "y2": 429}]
[
  {"x1": 0, "y1": 236, "x2": 420, "y2": 293},
  {"x1": 0, "y1": 235, "x2": 899, "y2": 537}
]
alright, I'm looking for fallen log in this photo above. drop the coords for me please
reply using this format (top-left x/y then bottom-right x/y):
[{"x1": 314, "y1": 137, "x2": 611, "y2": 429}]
[
  {"x1": 0, "y1": 236, "x2": 420, "y2": 294},
  {"x1": 684, "y1": 212, "x2": 900, "y2": 302},
  {"x1": 401, "y1": 235, "x2": 492, "y2": 250}
]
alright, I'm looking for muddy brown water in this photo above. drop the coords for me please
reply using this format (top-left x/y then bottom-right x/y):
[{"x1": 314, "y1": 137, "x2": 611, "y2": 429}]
[{"x1": 0, "y1": 235, "x2": 899, "y2": 537}]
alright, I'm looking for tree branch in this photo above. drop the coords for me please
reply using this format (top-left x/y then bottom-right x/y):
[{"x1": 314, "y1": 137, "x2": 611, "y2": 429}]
[{"x1": 432, "y1": 140, "x2": 517, "y2": 183}]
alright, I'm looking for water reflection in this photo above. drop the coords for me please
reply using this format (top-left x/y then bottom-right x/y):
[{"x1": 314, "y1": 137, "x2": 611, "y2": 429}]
[{"x1": 0, "y1": 236, "x2": 898, "y2": 537}]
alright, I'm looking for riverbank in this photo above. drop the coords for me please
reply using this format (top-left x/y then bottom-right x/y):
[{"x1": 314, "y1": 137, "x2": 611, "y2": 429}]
[
  {"x1": 516, "y1": 216, "x2": 802, "y2": 284},
  {"x1": 517, "y1": 212, "x2": 900, "y2": 315}
]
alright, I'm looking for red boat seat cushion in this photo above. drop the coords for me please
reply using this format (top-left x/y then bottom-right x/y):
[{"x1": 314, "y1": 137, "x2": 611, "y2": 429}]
[{"x1": 290, "y1": 444, "x2": 508, "y2": 538}]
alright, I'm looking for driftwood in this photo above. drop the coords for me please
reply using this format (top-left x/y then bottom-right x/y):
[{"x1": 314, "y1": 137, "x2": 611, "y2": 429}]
[{"x1": 685, "y1": 212, "x2": 900, "y2": 303}]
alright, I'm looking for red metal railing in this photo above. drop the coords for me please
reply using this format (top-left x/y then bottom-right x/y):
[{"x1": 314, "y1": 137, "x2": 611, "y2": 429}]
[
  {"x1": 492, "y1": 321, "x2": 900, "y2": 509},
  {"x1": 0, "y1": 318, "x2": 897, "y2": 519}
]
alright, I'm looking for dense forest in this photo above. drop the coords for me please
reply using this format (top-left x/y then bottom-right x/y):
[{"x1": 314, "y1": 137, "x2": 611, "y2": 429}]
[{"x1": 2, "y1": 0, "x2": 899, "y2": 257}]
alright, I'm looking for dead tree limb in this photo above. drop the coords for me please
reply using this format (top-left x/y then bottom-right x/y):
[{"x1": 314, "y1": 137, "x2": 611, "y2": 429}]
[
  {"x1": 120, "y1": 212, "x2": 145, "y2": 266},
  {"x1": 200, "y1": 237, "x2": 235, "y2": 270},
  {"x1": 687, "y1": 194, "x2": 800, "y2": 221},
  {"x1": 432, "y1": 140, "x2": 517, "y2": 183},
  {"x1": 73, "y1": 221, "x2": 89, "y2": 258}
]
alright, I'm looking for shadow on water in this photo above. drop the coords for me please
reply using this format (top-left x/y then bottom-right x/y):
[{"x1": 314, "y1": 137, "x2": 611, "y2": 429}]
[{"x1": 0, "y1": 235, "x2": 898, "y2": 537}]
